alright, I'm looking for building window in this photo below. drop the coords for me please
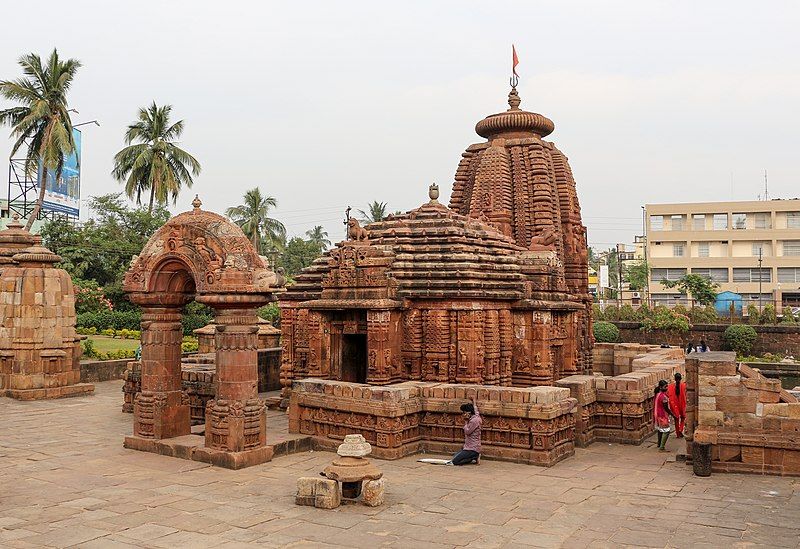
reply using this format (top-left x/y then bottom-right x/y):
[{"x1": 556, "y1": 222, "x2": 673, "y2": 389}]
[
  {"x1": 752, "y1": 242, "x2": 766, "y2": 257},
  {"x1": 754, "y1": 213, "x2": 770, "y2": 229},
  {"x1": 670, "y1": 215, "x2": 685, "y2": 231},
  {"x1": 783, "y1": 241, "x2": 800, "y2": 256},
  {"x1": 692, "y1": 268, "x2": 729, "y2": 283},
  {"x1": 733, "y1": 268, "x2": 771, "y2": 283},
  {"x1": 650, "y1": 215, "x2": 663, "y2": 231},
  {"x1": 778, "y1": 267, "x2": 800, "y2": 283},
  {"x1": 787, "y1": 212, "x2": 800, "y2": 229},
  {"x1": 673, "y1": 243, "x2": 685, "y2": 257},
  {"x1": 697, "y1": 242, "x2": 710, "y2": 257},
  {"x1": 692, "y1": 214, "x2": 705, "y2": 231},
  {"x1": 732, "y1": 213, "x2": 747, "y2": 230},
  {"x1": 652, "y1": 268, "x2": 687, "y2": 282},
  {"x1": 713, "y1": 214, "x2": 728, "y2": 230}
]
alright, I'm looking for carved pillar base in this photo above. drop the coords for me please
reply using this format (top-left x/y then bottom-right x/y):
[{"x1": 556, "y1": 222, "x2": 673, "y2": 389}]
[
  {"x1": 133, "y1": 389, "x2": 190, "y2": 440},
  {"x1": 204, "y1": 398, "x2": 267, "y2": 451}
]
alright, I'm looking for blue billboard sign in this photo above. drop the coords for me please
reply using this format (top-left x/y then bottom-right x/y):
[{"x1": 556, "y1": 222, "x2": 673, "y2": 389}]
[{"x1": 40, "y1": 128, "x2": 81, "y2": 217}]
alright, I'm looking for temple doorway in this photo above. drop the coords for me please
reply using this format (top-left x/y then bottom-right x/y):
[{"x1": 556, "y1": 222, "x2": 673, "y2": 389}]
[{"x1": 341, "y1": 334, "x2": 367, "y2": 383}]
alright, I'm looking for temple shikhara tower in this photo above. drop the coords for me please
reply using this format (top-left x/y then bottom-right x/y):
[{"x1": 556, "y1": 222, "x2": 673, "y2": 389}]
[{"x1": 280, "y1": 82, "x2": 592, "y2": 393}]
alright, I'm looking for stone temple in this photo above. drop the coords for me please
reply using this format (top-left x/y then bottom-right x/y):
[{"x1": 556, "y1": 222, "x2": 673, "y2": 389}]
[
  {"x1": 280, "y1": 84, "x2": 592, "y2": 392},
  {"x1": 279, "y1": 84, "x2": 597, "y2": 464}
]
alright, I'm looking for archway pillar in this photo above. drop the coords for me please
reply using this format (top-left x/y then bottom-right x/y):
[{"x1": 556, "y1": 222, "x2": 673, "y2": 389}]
[
  {"x1": 129, "y1": 294, "x2": 192, "y2": 440},
  {"x1": 197, "y1": 295, "x2": 272, "y2": 468}
]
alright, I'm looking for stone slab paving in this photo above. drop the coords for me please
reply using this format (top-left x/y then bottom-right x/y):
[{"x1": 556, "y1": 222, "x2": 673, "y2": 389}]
[{"x1": 1, "y1": 381, "x2": 799, "y2": 548}]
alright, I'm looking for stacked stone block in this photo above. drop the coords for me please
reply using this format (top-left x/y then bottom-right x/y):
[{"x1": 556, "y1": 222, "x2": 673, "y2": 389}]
[
  {"x1": 690, "y1": 352, "x2": 800, "y2": 475},
  {"x1": 289, "y1": 379, "x2": 577, "y2": 466}
]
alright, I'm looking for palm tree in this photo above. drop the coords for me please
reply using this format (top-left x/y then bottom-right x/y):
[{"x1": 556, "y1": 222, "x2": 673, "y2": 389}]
[
  {"x1": 0, "y1": 49, "x2": 81, "y2": 230},
  {"x1": 358, "y1": 201, "x2": 388, "y2": 224},
  {"x1": 112, "y1": 102, "x2": 201, "y2": 213},
  {"x1": 305, "y1": 225, "x2": 331, "y2": 253},
  {"x1": 226, "y1": 187, "x2": 286, "y2": 253}
]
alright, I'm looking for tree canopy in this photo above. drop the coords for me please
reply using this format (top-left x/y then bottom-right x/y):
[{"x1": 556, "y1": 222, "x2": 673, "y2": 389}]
[
  {"x1": 0, "y1": 49, "x2": 81, "y2": 230},
  {"x1": 40, "y1": 193, "x2": 170, "y2": 309},
  {"x1": 305, "y1": 225, "x2": 331, "y2": 254},
  {"x1": 660, "y1": 273, "x2": 719, "y2": 306},
  {"x1": 225, "y1": 187, "x2": 286, "y2": 254},
  {"x1": 112, "y1": 102, "x2": 201, "y2": 212},
  {"x1": 358, "y1": 201, "x2": 388, "y2": 224}
]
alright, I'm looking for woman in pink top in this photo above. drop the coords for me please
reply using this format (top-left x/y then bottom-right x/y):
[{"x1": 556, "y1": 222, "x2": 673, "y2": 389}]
[
  {"x1": 654, "y1": 379, "x2": 677, "y2": 451},
  {"x1": 448, "y1": 397, "x2": 482, "y2": 465}
]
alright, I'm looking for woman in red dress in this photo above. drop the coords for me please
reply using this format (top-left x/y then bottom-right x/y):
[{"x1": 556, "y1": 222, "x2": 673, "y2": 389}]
[
  {"x1": 654, "y1": 380, "x2": 676, "y2": 451},
  {"x1": 666, "y1": 372, "x2": 687, "y2": 438}
]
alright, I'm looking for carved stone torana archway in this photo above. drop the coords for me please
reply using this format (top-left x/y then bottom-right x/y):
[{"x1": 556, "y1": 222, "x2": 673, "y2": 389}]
[{"x1": 123, "y1": 197, "x2": 283, "y2": 468}]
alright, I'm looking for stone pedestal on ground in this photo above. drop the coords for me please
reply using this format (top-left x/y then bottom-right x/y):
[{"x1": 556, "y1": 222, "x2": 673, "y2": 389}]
[{"x1": 296, "y1": 434, "x2": 384, "y2": 508}]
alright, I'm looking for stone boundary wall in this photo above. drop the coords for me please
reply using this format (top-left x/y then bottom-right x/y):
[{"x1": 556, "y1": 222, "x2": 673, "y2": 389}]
[
  {"x1": 688, "y1": 352, "x2": 800, "y2": 476},
  {"x1": 610, "y1": 321, "x2": 800, "y2": 356},
  {"x1": 80, "y1": 359, "x2": 131, "y2": 383},
  {"x1": 560, "y1": 345, "x2": 684, "y2": 446},
  {"x1": 289, "y1": 380, "x2": 577, "y2": 466}
]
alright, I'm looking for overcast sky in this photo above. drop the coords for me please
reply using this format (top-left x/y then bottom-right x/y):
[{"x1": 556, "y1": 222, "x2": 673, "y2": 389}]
[{"x1": 1, "y1": 1, "x2": 798, "y2": 250}]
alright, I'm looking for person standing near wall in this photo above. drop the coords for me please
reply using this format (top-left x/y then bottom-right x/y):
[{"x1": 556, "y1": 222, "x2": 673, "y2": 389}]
[
  {"x1": 654, "y1": 380, "x2": 677, "y2": 451},
  {"x1": 667, "y1": 372, "x2": 687, "y2": 438}
]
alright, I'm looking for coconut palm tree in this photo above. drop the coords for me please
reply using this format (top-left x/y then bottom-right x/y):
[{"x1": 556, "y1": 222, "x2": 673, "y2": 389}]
[
  {"x1": 358, "y1": 201, "x2": 388, "y2": 224},
  {"x1": 226, "y1": 187, "x2": 286, "y2": 253},
  {"x1": 305, "y1": 225, "x2": 331, "y2": 253},
  {"x1": 0, "y1": 49, "x2": 81, "y2": 230},
  {"x1": 112, "y1": 102, "x2": 201, "y2": 213}
]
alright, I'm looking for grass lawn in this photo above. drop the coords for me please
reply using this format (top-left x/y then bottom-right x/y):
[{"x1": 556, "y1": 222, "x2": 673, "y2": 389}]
[{"x1": 86, "y1": 336, "x2": 140, "y2": 353}]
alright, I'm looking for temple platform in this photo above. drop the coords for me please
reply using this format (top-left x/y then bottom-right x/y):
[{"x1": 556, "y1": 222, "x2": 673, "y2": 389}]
[{"x1": 123, "y1": 405, "x2": 312, "y2": 469}]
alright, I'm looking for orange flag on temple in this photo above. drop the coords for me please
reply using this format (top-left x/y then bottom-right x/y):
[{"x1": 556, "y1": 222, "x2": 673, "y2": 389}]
[{"x1": 512, "y1": 45, "x2": 519, "y2": 76}]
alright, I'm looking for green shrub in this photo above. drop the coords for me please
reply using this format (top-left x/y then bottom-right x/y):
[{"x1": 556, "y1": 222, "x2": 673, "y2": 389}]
[
  {"x1": 641, "y1": 307, "x2": 690, "y2": 333},
  {"x1": 591, "y1": 304, "x2": 604, "y2": 321},
  {"x1": 760, "y1": 304, "x2": 777, "y2": 325},
  {"x1": 100, "y1": 328, "x2": 115, "y2": 337},
  {"x1": 77, "y1": 310, "x2": 141, "y2": 331},
  {"x1": 618, "y1": 304, "x2": 637, "y2": 321},
  {"x1": 257, "y1": 303, "x2": 281, "y2": 325},
  {"x1": 593, "y1": 321, "x2": 620, "y2": 343},
  {"x1": 181, "y1": 313, "x2": 212, "y2": 336},
  {"x1": 635, "y1": 304, "x2": 652, "y2": 322},
  {"x1": 81, "y1": 338, "x2": 98, "y2": 359},
  {"x1": 689, "y1": 305, "x2": 719, "y2": 324},
  {"x1": 782, "y1": 308, "x2": 797, "y2": 324},
  {"x1": 746, "y1": 304, "x2": 760, "y2": 325},
  {"x1": 182, "y1": 340, "x2": 199, "y2": 353},
  {"x1": 603, "y1": 305, "x2": 620, "y2": 321},
  {"x1": 73, "y1": 278, "x2": 113, "y2": 314},
  {"x1": 672, "y1": 304, "x2": 689, "y2": 317},
  {"x1": 723, "y1": 324, "x2": 758, "y2": 356}
]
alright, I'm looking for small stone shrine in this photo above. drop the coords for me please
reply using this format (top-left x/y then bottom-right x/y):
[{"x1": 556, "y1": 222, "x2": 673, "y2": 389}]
[
  {"x1": 122, "y1": 197, "x2": 284, "y2": 469},
  {"x1": 296, "y1": 434, "x2": 384, "y2": 509},
  {"x1": 0, "y1": 215, "x2": 93, "y2": 400}
]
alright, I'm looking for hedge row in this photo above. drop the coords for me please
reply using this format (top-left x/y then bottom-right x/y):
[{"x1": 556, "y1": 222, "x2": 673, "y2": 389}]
[{"x1": 76, "y1": 310, "x2": 211, "y2": 336}]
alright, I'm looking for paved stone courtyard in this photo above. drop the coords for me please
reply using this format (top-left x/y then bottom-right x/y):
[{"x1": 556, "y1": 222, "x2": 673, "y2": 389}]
[{"x1": 1, "y1": 381, "x2": 798, "y2": 548}]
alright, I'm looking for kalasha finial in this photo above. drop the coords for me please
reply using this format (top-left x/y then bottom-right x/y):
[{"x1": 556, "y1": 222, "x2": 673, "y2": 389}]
[
  {"x1": 7, "y1": 212, "x2": 23, "y2": 229},
  {"x1": 429, "y1": 183, "x2": 440, "y2": 203},
  {"x1": 192, "y1": 195, "x2": 202, "y2": 211}
]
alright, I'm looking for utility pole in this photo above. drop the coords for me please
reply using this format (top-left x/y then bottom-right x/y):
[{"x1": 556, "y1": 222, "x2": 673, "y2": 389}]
[{"x1": 758, "y1": 246, "x2": 763, "y2": 312}]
